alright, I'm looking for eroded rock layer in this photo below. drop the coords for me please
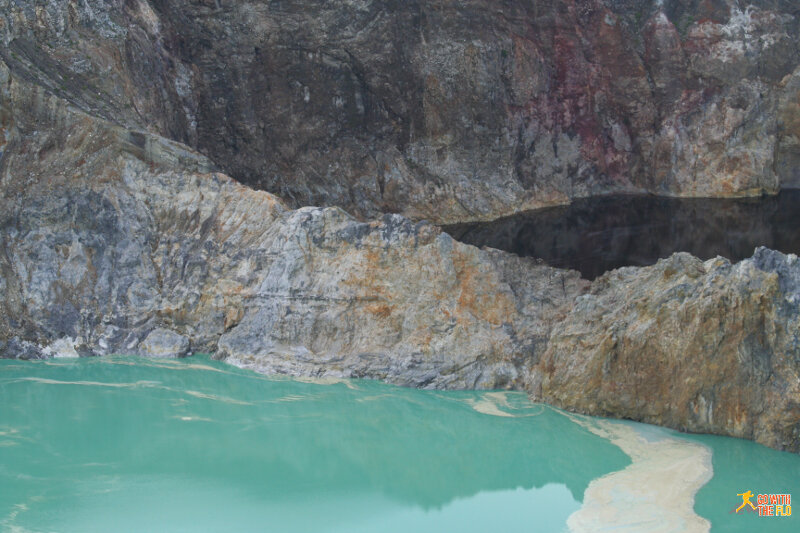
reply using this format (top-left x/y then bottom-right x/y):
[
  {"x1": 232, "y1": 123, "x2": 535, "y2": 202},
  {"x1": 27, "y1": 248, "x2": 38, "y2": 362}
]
[
  {"x1": 1, "y1": 66, "x2": 799, "y2": 451},
  {"x1": 2, "y1": 0, "x2": 800, "y2": 223}
]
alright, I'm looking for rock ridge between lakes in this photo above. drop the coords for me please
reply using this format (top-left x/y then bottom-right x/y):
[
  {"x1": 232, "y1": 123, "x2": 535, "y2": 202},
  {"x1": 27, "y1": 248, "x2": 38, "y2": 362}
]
[{"x1": 1, "y1": 68, "x2": 799, "y2": 452}]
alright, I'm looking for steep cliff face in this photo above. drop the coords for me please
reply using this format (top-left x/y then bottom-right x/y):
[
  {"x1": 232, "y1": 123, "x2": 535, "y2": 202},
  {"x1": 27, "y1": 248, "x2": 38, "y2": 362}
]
[
  {"x1": 2, "y1": 0, "x2": 799, "y2": 223},
  {"x1": 0, "y1": 67, "x2": 585, "y2": 390},
  {"x1": 532, "y1": 250, "x2": 800, "y2": 451},
  {"x1": 2, "y1": 64, "x2": 799, "y2": 451}
]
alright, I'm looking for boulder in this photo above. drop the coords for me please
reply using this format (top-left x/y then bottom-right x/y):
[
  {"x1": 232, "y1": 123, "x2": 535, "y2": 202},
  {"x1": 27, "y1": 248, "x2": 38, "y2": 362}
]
[{"x1": 139, "y1": 329, "x2": 190, "y2": 359}]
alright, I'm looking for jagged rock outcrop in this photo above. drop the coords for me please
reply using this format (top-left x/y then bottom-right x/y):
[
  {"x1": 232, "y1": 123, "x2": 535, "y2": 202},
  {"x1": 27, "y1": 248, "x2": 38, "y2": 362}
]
[
  {"x1": 2, "y1": 0, "x2": 799, "y2": 223},
  {"x1": 531, "y1": 250, "x2": 800, "y2": 451},
  {"x1": 0, "y1": 67, "x2": 585, "y2": 391},
  {"x1": 1, "y1": 64, "x2": 799, "y2": 451}
]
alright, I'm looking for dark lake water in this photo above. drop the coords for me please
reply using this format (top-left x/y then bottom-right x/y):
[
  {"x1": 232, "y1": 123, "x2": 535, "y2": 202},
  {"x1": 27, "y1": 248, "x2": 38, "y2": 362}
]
[{"x1": 444, "y1": 191, "x2": 800, "y2": 279}]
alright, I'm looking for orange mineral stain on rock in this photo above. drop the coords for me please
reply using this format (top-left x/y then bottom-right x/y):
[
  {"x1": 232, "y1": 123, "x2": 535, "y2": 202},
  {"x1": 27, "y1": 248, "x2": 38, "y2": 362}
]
[
  {"x1": 452, "y1": 252, "x2": 513, "y2": 326},
  {"x1": 366, "y1": 304, "x2": 393, "y2": 319}
]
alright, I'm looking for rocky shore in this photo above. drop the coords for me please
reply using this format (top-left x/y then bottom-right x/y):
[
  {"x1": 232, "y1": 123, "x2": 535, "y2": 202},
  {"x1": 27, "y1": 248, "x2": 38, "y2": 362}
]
[{"x1": 2, "y1": 60, "x2": 799, "y2": 452}]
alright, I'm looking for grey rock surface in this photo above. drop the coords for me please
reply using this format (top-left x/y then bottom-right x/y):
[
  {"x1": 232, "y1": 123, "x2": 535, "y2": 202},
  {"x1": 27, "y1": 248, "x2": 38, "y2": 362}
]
[
  {"x1": 0, "y1": 67, "x2": 583, "y2": 391},
  {"x1": 139, "y1": 328, "x2": 190, "y2": 359},
  {"x1": 1, "y1": 0, "x2": 799, "y2": 223}
]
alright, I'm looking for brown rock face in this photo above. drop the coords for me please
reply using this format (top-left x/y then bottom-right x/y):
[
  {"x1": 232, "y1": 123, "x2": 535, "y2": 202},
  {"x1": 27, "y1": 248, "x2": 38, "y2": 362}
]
[
  {"x1": 2, "y1": 0, "x2": 799, "y2": 223},
  {"x1": 531, "y1": 251, "x2": 800, "y2": 451}
]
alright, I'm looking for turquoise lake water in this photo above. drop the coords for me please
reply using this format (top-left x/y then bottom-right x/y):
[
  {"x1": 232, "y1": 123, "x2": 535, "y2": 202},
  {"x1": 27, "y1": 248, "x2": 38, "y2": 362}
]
[{"x1": 0, "y1": 355, "x2": 797, "y2": 532}]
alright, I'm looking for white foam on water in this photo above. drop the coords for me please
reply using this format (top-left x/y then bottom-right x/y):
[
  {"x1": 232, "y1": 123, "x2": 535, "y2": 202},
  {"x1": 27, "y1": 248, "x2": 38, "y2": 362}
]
[
  {"x1": 173, "y1": 416, "x2": 215, "y2": 422},
  {"x1": 13, "y1": 377, "x2": 256, "y2": 407},
  {"x1": 0, "y1": 427, "x2": 32, "y2": 446},
  {"x1": 14, "y1": 378, "x2": 161, "y2": 389},
  {"x1": 128, "y1": 357, "x2": 236, "y2": 375},
  {"x1": 183, "y1": 390, "x2": 253, "y2": 405},
  {"x1": 463, "y1": 392, "x2": 546, "y2": 418},
  {"x1": 468, "y1": 397, "x2": 515, "y2": 417},
  {"x1": 5, "y1": 526, "x2": 35, "y2": 533},
  {"x1": 0, "y1": 502, "x2": 32, "y2": 533},
  {"x1": 269, "y1": 394, "x2": 314, "y2": 403},
  {"x1": 356, "y1": 393, "x2": 397, "y2": 403},
  {"x1": 566, "y1": 416, "x2": 712, "y2": 533}
]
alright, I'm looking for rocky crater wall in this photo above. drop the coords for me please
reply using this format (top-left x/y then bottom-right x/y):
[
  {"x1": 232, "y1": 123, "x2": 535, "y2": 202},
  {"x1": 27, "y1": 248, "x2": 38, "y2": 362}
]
[
  {"x1": 1, "y1": 65, "x2": 799, "y2": 452},
  {"x1": 1, "y1": 0, "x2": 800, "y2": 223}
]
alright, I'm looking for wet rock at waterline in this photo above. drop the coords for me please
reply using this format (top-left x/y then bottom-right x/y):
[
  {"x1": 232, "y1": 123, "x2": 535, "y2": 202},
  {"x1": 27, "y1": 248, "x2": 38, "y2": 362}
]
[
  {"x1": 1, "y1": 68, "x2": 799, "y2": 452},
  {"x1": 139, "y1": 329, "x2": 191, "y2": 359},
  {"x1": 1, "y1": 0, "x2": 800, "y2": 223}
]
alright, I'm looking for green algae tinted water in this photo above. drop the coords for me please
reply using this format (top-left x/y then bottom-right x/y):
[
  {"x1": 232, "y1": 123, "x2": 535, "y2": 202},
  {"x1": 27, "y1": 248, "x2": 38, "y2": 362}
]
[{"x1": 0, "y1": 356, "x2": 797, "y2": 532}]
